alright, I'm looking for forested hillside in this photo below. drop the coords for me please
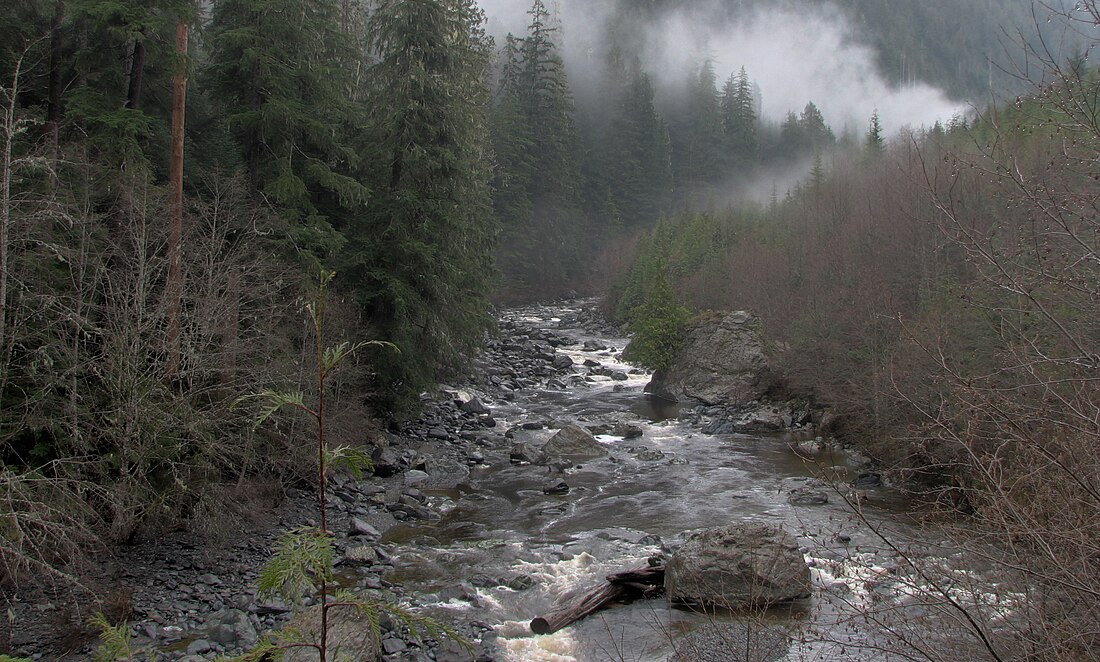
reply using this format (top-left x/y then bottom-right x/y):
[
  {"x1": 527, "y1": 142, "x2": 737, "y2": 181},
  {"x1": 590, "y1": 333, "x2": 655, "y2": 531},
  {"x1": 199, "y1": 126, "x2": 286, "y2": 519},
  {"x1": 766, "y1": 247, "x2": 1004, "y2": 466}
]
[
  {"x1": 606, "y1": 4, "x2": 1100, "y2": 655},
  {"x1": 0, "y1": 0, "x2": 498, "y2": 561},
  {"x1": 1, "y1": 3, "x2": 1097, "y2": 658}
]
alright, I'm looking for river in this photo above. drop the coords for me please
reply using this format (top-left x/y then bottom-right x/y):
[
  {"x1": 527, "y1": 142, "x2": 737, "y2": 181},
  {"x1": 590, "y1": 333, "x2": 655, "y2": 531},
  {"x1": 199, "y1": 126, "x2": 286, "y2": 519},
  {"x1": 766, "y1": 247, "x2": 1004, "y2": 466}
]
[{"x1": 378, "y1": 302, "x2": 1004, "y2": 662}]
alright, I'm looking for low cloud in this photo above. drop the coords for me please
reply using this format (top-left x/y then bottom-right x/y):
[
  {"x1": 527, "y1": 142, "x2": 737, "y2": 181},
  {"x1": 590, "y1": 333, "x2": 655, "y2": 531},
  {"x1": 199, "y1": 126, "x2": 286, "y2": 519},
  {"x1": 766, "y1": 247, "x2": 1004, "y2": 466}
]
[{"x1": 476, "y1": 0, "x2": 964, "y2": 138}]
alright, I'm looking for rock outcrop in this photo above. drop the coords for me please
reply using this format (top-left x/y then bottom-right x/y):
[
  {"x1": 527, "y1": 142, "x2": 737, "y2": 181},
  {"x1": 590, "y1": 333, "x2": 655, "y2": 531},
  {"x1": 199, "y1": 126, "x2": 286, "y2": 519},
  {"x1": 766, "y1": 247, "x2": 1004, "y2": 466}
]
[
  {"x1": 644, "y1": 311, "x2": 770, "y2": 406},
  {"x1": 664, "y1": 522, "x2": 810, "y2": 609}
]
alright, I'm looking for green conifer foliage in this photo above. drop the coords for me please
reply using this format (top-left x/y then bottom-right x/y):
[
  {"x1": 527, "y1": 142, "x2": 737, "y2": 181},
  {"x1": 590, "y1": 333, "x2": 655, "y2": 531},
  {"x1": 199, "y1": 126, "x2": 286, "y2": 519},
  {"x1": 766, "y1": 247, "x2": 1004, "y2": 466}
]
[
  {"x1": 349, "y1": 0, "x2": 497, "y2": 412},
  {"x1": 206, "y1": 0, "x2": 367, "y2": 262},
  {"x1": 672, "y1": 60, "x2": 724, "y2": 193},
  {"x1": 865, "y1": 108, "x2": 885, "y2": 154},
  {"x1": 607, "y1": 60, "x2": 673, "y2": 227},
  {"x1": 490, "y1": 34, "x2": 535, "y2": 234},
  {"x1": 721, "y1": 66, "x2": 758, "y2": 173},
  {"x1": 492, "y1": 0, "x2": 585, "y2": 299},
  {"x1": 621, "y1": 267, "x2": 689, "y2": 373},
  {"x1": 66, "y1": 0, "x2": 193, "y2": 166},
  {"x1": 799, "y1": 101, "x2": 836, "y2": 151}
]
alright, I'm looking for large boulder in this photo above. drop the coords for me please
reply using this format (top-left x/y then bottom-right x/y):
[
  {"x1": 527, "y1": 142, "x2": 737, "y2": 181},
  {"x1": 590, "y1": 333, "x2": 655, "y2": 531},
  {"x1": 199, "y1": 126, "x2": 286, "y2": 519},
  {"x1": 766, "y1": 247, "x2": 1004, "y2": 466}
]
[
  {"x1": 644, "y1": 311, "x2": 770, "y2": 406},
  {"x1": 542, "y1": 424, "x2": 608, "y2": 458},
  {"x1": 665, "y1": 523, "x2": 810, "y2": 609}
]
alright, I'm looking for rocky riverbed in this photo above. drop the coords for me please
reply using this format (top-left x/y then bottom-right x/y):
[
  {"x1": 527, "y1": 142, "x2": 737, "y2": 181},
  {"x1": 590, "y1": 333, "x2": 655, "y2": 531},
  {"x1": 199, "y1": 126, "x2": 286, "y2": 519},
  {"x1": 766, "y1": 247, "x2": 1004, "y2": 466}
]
[{"x1": 9, "y1": 301, "x2": 997, "y2": 662}]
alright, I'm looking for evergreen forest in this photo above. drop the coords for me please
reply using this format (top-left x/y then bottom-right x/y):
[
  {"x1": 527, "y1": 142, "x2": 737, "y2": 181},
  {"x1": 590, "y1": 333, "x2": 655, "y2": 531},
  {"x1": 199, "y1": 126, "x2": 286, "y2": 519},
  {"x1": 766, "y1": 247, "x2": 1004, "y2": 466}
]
[{"x1": 0, "y1": 0, "x2": 1098, "y2": 660}]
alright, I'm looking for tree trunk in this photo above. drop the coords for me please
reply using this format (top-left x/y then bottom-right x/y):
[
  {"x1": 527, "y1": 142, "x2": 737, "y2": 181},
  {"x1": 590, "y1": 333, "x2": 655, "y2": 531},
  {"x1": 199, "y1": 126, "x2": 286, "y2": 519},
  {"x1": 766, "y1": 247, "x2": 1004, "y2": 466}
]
[
  {"x1": 529, "y1": 564, "x2": 665, "y2": 635},
  {"x1": 0, "y1": 52, "x2": 27, "y2": 357},
  {"x1": 126, "y1": 38, "x2": 145, "y2": 110},
  {"x1": 164, "y1": 21, "x2": 188, "y2": 380},
  {"x1": 46, "y1": 0, "x2": 65, "y2": 156}
]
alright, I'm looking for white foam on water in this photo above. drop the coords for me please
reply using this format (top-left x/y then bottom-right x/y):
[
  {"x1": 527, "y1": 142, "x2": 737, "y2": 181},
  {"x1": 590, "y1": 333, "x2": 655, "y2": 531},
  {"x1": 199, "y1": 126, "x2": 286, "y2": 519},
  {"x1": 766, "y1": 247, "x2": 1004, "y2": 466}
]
[
  {"x1": 491, "y1": 550, "x2": 653, "y2": 661},
  {"x1": 497, "y1": 625, "x2": 581, "y2": 662}
]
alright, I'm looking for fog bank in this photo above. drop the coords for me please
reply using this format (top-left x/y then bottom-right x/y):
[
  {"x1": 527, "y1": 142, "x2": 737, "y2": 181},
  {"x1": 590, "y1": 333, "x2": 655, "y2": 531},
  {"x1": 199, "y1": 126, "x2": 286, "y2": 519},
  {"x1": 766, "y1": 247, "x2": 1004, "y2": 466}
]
[{"x1": 476, "y1": 0, "x2": 963, "y2": 136}]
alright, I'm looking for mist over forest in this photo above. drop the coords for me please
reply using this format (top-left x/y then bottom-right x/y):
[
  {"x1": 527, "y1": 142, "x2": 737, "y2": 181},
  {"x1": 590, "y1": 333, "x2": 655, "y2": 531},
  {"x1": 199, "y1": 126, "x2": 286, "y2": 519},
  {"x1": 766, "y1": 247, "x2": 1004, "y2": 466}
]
[
  {"x1": 1, "y1": 1, "x2": 1099, "y2": 660},
  {"x1": 478, "y1": 0, "x2": 1060, "y2": 132}
]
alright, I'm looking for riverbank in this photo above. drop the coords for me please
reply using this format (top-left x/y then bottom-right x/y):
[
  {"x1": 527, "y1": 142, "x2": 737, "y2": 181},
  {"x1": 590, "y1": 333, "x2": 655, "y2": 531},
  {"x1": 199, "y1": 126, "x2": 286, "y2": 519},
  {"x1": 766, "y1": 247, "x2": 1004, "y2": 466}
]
[{"x1": 8, "y1": 301, "x2": 982, "y2": 662}]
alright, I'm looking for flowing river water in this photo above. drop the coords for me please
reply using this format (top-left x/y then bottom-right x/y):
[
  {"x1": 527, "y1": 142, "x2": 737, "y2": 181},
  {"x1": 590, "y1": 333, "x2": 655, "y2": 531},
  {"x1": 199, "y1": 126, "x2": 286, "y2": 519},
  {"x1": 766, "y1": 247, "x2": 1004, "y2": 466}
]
[{"x1": 376, "y1": 303, "x2": 1002, "y2": 662}]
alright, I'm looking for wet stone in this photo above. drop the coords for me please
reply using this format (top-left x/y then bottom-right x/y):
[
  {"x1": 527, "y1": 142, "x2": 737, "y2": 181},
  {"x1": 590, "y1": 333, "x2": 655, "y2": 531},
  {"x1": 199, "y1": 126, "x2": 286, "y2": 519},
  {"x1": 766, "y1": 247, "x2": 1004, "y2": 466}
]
[
  {"x1": 542, "y1": 480, "x2": 570, "y2": 495},
  {"x1": 350, "y1": 518, "x2": 382, "y2": 540},
  {"x1": 788, "y1": 489, "x2": 829, "y2": 506}
]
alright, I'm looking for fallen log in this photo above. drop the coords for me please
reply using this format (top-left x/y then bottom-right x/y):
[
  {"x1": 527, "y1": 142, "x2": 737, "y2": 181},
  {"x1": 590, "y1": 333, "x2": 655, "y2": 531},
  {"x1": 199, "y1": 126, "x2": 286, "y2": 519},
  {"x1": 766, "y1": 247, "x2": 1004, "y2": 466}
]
[{"x1": 530, "y1": 563, "x2": 665, "y2": 635}]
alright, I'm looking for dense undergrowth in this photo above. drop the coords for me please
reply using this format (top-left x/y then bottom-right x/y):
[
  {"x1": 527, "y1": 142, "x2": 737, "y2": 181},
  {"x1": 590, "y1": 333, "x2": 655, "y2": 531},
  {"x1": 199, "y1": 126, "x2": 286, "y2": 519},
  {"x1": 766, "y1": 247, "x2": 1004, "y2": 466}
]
[{"x1": 0, "y1": 0, "x2": 496, "y2": 596}]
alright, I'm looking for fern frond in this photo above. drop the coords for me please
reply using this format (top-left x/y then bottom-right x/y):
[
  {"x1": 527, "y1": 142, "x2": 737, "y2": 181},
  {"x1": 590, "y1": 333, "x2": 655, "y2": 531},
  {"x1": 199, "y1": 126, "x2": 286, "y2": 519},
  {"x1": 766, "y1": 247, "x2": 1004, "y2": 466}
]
[
  {"x1": 233, "y1": 390, "x2": 311, "y2": 428},
  {"x1": 274, "y1": 626, "x2": 311, "y2": 646},
  {"x1": 322, "y1": 339, "x2": 399, "y2": 373}
]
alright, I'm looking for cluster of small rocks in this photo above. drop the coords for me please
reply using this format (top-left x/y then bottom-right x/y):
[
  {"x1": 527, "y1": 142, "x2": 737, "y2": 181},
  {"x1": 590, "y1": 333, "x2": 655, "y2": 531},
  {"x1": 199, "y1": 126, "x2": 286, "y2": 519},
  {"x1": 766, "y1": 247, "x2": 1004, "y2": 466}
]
[
  {"x1": 685, "y1": 399, "x2": 817, "y2": 435},
  {"x1": 472, "y1": 317, "x2": 635, "y2": 397}
]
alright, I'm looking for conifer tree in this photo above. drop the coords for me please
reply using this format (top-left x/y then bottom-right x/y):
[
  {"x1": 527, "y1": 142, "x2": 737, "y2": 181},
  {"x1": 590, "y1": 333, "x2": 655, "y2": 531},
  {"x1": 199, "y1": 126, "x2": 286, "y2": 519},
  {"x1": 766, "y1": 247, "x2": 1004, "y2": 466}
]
[
  {"x1": 672, "y1": 60, "x2": 723, "y2": 194},
  {"x1": 350, "y1": 0, "x2": 497, "y2": 411},
  {"x1": 66, "y1": 0, "x2": 193, "y2": 165},
  {"x1": 490, "y1": 34, "x2": 535, "y2": 245},
  {"x1": 494, "y1": 0, "x2": 583, "y2": 297},
  {"x1": 206, "y1": 0, "x2": 367, "y2": 263},
  {"x1": 865, "y1": 108, "x2": 885, "y2": 154},
  {"x1": 799, "y1": 101, "x2": 836, "y2": 151},
  {"x1": 720, "y1": 66, "x2": 758, "y2": 173},
  {"x1": 776, "y1": 110, "x2": 803, "y2": 162},
  {"x1": 606, "y1": 59, "x2": 672, "y2": 227}
]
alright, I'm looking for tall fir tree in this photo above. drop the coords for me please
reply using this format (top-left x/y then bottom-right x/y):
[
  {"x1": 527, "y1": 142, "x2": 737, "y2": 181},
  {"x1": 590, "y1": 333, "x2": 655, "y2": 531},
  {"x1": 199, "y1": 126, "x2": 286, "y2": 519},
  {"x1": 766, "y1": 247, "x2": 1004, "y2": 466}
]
[
  {"x1": 494, "y1": 0, "x2": 584, "y2": 298},
  {"x1": 206, "y1": 0, "x2": 367, "y2": 263},
  {"x1": 865, "y1": 108, "x2": 885, "y2": 155},
  {"x1": 490, "y1": 34, "x2": 535, "y2": 246},
  {"x1": 799, "y1": 101, "x2": 835, "y2": 151},
  {"x1": 606, "y1": 58, "x2": 672, "y2": 228},
  {"x1": 720, "y1": 66, "x2": 758, "y2": 174},
  {"x1": 66, "y1": 0, "x2": 194, "y2": 166},
  {"x1": 350, "y1": 0, "x2": 497, "y2": 411},
  {"x1": 671, "y1": 59, "x2": 723, "y2": 196}
]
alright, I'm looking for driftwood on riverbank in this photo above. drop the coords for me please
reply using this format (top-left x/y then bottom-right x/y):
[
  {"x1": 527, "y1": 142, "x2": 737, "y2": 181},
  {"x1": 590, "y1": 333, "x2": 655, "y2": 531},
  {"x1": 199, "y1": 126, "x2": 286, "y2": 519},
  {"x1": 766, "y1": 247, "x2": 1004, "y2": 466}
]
[{"x1": 530, "y1": 564, "x2": 665, "y2": 635}]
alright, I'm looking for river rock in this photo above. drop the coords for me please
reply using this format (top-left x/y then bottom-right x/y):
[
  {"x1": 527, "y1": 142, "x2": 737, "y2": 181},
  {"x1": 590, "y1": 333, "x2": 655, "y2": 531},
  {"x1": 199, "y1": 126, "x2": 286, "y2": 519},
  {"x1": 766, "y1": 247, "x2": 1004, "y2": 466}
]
[
  {"x1": 543, "y1": 424, "x2": 608, "y2": 458},
  {"x1": 787, "y1": 488, "x2": 829, "y2": 506},
  {"x1": 205, "y1": 608, "x2": 258, "y2": 649},
  {"x1": 371, "y1": 447, "x2": 403, "y2": 477},
  {"x1": 342, "y1": 545, "x2": 379, "y2": 565},
  {"x1": 509, "y1": 442, "x2": 545, "y2": 465},
  {"x1": 459, "y1": 396, "x2": 490, "y2": 416},
  {"x1": 643, "y1": 311, "x2": 771, "y2": 406},
  {"x1": 853, "y1": 472, "x2": 883, "y2": 488},
  {"x1": 664, "y1": 523, "x2": 810, "y2": 609},
  {"x1": 543, "y1": 480, "x2": 570, "y2": 495},
  {"x1": 350, "y1": 518, "x2": 382, "y2": 540},
  {"x1": 734, "y1": 405, "x2": 786, "y2": 432},
  {"x1": 552, "y1": 354, "x2": 575, "y2": 370}
]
